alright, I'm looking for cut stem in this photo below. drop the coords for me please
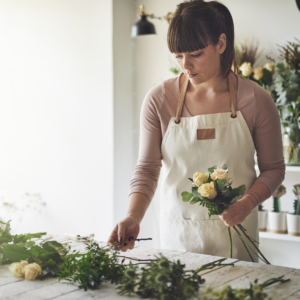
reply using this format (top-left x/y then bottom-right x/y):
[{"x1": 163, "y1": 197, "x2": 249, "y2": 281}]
[
  {"x1": 228, "y1": 227, "x2": 232, "y2": 258},
  {"x1": 233, "y1": 226, "x2": 254, "y2": 262},
  {"x1": 237, "y1": 224, "x2": 270, "y2": 265}
]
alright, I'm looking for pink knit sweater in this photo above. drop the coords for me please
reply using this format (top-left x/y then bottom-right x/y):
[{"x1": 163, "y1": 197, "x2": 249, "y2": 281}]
[{"x1": 129, "y1": 73, "x2": 285, "y2": 202}]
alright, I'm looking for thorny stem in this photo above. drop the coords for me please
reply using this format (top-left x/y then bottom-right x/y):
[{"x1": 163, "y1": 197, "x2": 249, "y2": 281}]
[
  {"x1": 237, "y1": 224, "x2": 270, "y2": 265},
  {"x1": 233, "y1": 226, "x2": 254, "y2": 262}
]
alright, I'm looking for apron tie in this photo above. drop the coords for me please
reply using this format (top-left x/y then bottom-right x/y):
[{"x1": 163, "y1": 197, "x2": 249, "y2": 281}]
[{"x1": 175, "y1": 71, "x2": 237, "y2": 124}]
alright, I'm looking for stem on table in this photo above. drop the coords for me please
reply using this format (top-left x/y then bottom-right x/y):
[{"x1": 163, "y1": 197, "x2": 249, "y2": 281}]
[
  {"x1": 237, "y1": 224, "x2": 270, "y2": 265},
  {"x1": 228, "y1": 227, "x2": 232, "y2": 258},
  {"x1": 233, "y1": 226, "x2": 254, "y2": 262}
]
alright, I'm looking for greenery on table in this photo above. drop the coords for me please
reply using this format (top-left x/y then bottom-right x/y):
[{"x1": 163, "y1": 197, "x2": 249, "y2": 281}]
[
  {"x1": 198, "y1": 276, "x2": 290, "y2": 300},
  {"x1": 0, "y1": 220, "x2": 70, "y2": 278},
  {"x1": 1, "y1": 220, "x2": 291, "y2": 299}
]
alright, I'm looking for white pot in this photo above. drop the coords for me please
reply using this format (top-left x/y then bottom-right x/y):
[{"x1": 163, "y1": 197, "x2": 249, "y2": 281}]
[
  {"x1": 268, "y1": 211, "x2": 287, "y2": 234},
  {"x1": 287, "y1": 214, "x2": 300, "y2": 236},
  {"x1": 258, "y1": 211, "x2": 268, "y2": 231}
]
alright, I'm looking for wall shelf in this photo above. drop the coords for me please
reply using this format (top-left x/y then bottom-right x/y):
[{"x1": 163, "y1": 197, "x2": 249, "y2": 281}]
[
  {"x1": 254, "y1": 165, "x2": 300, "y2": 172},
  {"x1": 259, "y1": 231, "x2": 300, "y2": 242}
]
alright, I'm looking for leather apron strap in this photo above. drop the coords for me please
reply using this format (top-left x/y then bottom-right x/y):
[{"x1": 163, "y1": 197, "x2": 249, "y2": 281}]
[{"x1": 175, "y1": 71, "x2": 237, "y2": 124}]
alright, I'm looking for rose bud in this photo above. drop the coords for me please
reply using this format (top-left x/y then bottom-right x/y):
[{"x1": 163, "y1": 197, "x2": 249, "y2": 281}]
[
  {"x1": 24, "y1": 263, "x2": 42, "y2": 281},
  {"x1": 8, "y1": 260, "x2": 28, "y2": 277}
]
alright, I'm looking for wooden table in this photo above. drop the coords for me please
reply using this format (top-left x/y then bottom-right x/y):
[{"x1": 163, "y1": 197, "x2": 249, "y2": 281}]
[{"x1": 1, "y1": 235, "x2": 299, "y2": 300}]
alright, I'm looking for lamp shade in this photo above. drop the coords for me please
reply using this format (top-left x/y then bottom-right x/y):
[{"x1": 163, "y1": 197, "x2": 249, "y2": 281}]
[{"x1": 131, "y1": 16, "x2": 156, "y2": 37}]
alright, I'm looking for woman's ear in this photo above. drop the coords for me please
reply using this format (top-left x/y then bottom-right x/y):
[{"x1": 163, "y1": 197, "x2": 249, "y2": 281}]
[{"x1": 218, "y1": 33, "x2": 227, "y2": 54}]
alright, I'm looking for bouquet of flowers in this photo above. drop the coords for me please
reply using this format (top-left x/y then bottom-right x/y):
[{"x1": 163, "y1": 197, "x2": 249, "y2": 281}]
[{"x1": 181, "y1": 164, "x2": 270, "y2": 264}]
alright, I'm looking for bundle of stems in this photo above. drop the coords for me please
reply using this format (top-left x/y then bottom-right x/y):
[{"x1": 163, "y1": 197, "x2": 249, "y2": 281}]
[{"x1": 228, "y1": 224, "x2": 270, "y2": 264}]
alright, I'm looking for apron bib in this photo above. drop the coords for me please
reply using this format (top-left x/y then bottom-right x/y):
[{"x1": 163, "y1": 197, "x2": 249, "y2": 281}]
[{"x1": 160, "y1": 72, "x2": 258, "y2": 262}]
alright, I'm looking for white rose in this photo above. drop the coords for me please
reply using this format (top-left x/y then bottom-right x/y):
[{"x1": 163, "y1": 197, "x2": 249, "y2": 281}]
[
  {"x1": 193, "y1": 172, "x2": 208, "y2": 187},
  {"x1": 239, "y1": 62, "x2": 253, "y2": 77},
  {"x1": 24, "y1": 263, "x2": 42, "y2": 281},
  {"x1": 9, "y1": 260, "x2": 28, "y2": 277},
  {"x1": 198, "y1": 182, "x2": 218, "y2": 200},
  {"x1": 253, "y1": 67, "x2": 263, "y2": 80},
  {"x1": 210, "y1": 167, "x2": 230, "y2": 182},
  {"x1": 263, "y1": 63, "x2": 274, "y2": 73}
]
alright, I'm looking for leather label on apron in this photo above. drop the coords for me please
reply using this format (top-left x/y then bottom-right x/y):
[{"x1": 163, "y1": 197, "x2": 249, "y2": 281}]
[{"x1": 197, "y1": 128, "x2": 215, "y2": 140}]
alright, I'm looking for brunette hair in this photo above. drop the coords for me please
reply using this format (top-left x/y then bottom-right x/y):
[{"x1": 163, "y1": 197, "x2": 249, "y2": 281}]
[{"x1": 167, "y1": 0, "x2": 237, "y2": 78}]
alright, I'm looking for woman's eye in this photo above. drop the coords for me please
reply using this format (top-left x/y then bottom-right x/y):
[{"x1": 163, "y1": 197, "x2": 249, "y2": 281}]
[
  {"x1": 175, "y1": 56, "x2": 182, "y2": 59},
  {"x1": 191, "y1": 54, "x2": 201, "y2": 58}
]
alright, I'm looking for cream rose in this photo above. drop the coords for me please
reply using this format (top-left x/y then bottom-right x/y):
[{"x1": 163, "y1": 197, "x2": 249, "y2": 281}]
[
  {"x1": 198, "y1": 182, "x2": 217, "y2": 200},
  {"x1": 210, "y1": 167, "x2": 229, "y2": 182},
  {"x1": 239, "y1": 62, "x2": 253, "y2": 77},
  {"x1": 253, "y1": 67, "x2": 263, "y2": 80},
  {"x1": 193, "y1": 171, "x2": 208, "y2": 187},
  {"x1": 24, "y1": 263, "x2": 42, "y2": 281},
  {"x1": 9, "y1": 260, "x2": 28, "y2": 277},
  {"x1": 263, "y1": 63, "x2": 275, "y2": 73}
]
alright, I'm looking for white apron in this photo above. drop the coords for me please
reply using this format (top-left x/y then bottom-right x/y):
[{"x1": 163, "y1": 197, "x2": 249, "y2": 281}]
[{"x1": 160, "y1": 72, "x2": 258, "y2": 262}]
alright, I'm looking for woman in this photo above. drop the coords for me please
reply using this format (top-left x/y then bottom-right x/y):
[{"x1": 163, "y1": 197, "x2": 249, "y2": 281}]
[{"x1": 107, "y1": 0, "x2": 285, "y2": 262}]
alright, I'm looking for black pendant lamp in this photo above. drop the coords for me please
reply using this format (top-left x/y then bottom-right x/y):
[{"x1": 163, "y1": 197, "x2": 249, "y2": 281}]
[
  {"x1": 297, "y1": 0, "x2": 300, "y2": 11},
  {"x1": 131, "y1": 5, "x2": 156, "y2": 37}
]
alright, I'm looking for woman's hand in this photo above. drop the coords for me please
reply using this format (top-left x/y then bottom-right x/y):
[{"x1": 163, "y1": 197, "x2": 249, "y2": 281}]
[
  {"x1": 219, "y1": 196, "x2": 255, "y2": 227},
  {"x1": 107, "y1": 216, "x2": 140, "y2": 252}
]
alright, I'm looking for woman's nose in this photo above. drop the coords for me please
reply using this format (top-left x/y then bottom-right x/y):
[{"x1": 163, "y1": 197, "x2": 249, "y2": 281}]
[{"x1": 182, "y1": 57, "x2": 192, "y2": 71}]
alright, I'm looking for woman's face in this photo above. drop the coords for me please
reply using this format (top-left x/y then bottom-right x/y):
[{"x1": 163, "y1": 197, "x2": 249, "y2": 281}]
[{"x1": 174, "y1": 34, "x2": 226, "y2": 85}]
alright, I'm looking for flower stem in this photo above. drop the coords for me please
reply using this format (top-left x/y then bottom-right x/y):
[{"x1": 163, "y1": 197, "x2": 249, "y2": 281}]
[
  {"x1": 233, "y1": 226, "x2": 254, "y2": 262},
  {"x1": 228, "y1": 227, "x2": 232, "y2": 258},
  {"x1": 237, "y1": 224, "x2": 270, "y2": 265}
]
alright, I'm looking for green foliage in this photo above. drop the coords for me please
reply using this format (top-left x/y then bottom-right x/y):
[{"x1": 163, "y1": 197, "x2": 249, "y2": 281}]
[
  {"x1": 58, "y1": 241, "x2": 126, "y2": 291},
  {"x1": 0, "y1": 220, "x2": 46, "y2": 265},
  {"x1": 258, "y1": 204, "x2": 264, "y2": 211},
  {"x1": 181, "y1": 165, "x2": 245, "y2": 218},
  {"x1": 118, "y1": 256, "x2": 224, "y2": 300},
  {"x1": 273, "y1": 197, "x2": 281, "y2": 213},
  {"x1": 199, "y1": 276, "x2": 290, "y2": 300},
  {"x1": 293, "y1": 200, "x2": 300, "y2": 215}
]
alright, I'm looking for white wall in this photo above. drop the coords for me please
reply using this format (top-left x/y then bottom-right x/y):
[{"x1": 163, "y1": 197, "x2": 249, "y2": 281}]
[
  {"x1": 131, "y1": 0, "x2": 300, "y2": 253},
  {"x1": 0, "y1": 0, "x2": 114, "y2": 241}
]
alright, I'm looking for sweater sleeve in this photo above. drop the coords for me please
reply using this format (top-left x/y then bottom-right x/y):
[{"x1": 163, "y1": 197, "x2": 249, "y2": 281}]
[
  {"x1": 253, "y1": 84, "x2": 286, "y2": 195},
  {"x1": 128, "y1": 84, "x2": 164, "y2": 202}
]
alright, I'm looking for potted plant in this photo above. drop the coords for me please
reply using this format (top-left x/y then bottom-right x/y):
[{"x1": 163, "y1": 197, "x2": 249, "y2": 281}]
[
  {"x1": 268, "y1": 185, "x2": 287, "y2": 234},
  {"x1": 258, "y1": 203, "x2": 268, "y2": 232},
  {"x1": 287, "y1": 184, "x2": 300, "y2": 236}
]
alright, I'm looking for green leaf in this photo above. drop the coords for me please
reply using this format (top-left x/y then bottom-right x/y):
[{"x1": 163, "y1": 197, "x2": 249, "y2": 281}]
[
  {"x1": 192, "y1": 186, "x2": 201, "y2": 198},
  {"x1": 221, "y1": 164, "x2": 227, "y2": 170},
  {"x1": 230, "y1": 195, "x2": 243, "y2": 204},
  {"x1": 2, "y1": 245, "x2": 30, "y2": 261},
  {"x1": 208, "y1": 165, "x2": 218, "y2": 173},
  {"x1": 190, "y1": 197, "x2": 201, "y2": 204},
  {"x1": 181, "y1": 192, "x2": 193, "y2": 202},
  {"x1": 230, "y1": 185, "x2": 246, "y2": 200},
  {"x1": 31, "y1": 245, "x2": 47, "y2": 257}
]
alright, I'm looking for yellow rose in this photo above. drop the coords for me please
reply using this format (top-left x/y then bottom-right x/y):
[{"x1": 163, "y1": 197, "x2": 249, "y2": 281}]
[
  {"x1": 193, "y1": 171, "x2": 208, "y2": 187},
  {"x1": 253, "y1": 67, "x2": 263, "y2": 80},
  {"x1": 239, "y1": 62, "x2": 253, "y2": 77},
  {"x1": 9, "y1": 260, "x2": 28, "y2": 277},
  {"x1": 210, "y1": 167, "x2": 230, "y2": 182},
  {"x1": 263, "y1": 63, "x2": 274, "y2": 73},
  {"x1": 198, "y1": 182, "x2": 217, "y2": 200},
  {"x1": 24, "y1": 263, "x2": 42, "y2": 281}
]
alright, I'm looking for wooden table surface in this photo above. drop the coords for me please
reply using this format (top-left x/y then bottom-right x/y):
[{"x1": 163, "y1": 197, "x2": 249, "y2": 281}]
[{"x1": 0, "y1": 235, "x2": 299, "y2": 300}]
